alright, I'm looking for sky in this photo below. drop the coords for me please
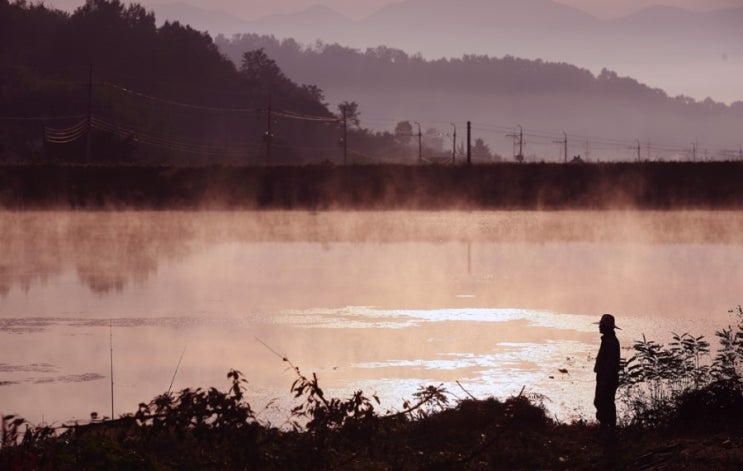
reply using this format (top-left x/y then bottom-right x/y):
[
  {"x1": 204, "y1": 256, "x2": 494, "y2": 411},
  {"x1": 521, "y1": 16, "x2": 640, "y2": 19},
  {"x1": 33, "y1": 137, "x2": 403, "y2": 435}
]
[
  {"x1": 39, "y1": 0, "x2": 743, "y2": 20},
  {"x1": 38, "y1": 0, "x2": 743, "y2": 103}
]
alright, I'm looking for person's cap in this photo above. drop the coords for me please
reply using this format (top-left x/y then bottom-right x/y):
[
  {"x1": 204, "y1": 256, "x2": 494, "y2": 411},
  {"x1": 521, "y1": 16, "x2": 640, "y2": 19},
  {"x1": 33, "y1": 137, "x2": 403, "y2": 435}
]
[{"x1": 593, "y1": 313, "x2": 621, "y2": 330}]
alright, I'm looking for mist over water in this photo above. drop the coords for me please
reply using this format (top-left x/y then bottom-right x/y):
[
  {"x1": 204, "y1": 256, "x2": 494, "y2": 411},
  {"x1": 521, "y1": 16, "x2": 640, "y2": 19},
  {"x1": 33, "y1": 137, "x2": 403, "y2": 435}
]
[{"x1": 1, "y1": 210, "x2": 742, "y2": 424}]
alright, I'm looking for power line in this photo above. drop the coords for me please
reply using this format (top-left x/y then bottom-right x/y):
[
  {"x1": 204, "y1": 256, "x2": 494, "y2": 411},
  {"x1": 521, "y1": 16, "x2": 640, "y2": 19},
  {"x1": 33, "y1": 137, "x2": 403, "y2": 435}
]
[
  {"x1": 101, "y1": 82, "x2": 262, "y2": 113},
  {"x1": 44, "y1": 119, "x2": 88, "y2": 144},
  {"x1": 90, "y1": 116, "x2": 261, "y2": 157},
  {"x1": 10, "y1": 77, "x2": 742, "y2": 164},
  {"x1": 272, "y1": 109, "x2": 338, "y2": 122},
  {"x1": 0, "y1": 114, "x2": 86, "y2": 121}
]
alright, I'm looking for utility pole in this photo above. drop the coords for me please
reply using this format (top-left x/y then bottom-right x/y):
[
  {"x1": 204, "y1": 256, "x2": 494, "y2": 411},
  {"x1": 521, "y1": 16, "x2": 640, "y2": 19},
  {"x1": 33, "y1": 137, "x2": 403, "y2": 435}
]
[
  {"x1": 518, "y1": 125, "x2": 524, "y2": 162},
  {"x1": 414, "y1": 121, "x2": 422, "y2": 163},
  {"x1": 691, "y1": 140, "x2": 697, "y2": 162},
  {"x1": 264, "y1": 98, "x2": 273, "y2": 164},
  {"x1": 86, "y1": 64, "x2": 93, "y2": 163},
  {"x1": 450, "y1": 122, "x2": 456, "y2": 164},
  {"x1": 553, "y1": 132, "x2": 567, "y2": 163},
  {"x1": 342, "y1": 107, "x2": 348, "y2": 164},
  {"x1": 466, "y1": 121, "x2": 471, "y2": 165},
  {"x1": 506, "y1": 125, "x2": 524, "y2": 162},
  {"x1": 109, "y1": 320, "x2": 114, "y2": 420},
  {"x1": 636, "y1": 139, "x2": 641, "y2": 162}
]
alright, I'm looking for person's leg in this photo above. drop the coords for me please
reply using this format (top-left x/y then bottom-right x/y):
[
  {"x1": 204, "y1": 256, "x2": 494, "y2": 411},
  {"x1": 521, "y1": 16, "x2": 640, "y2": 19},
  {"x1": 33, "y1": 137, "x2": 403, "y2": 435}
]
[
  {"x1": 606, "y1": 386, "x2": 617, "y2": 429},
  {"x1": 594, "y1": 385, "x2": 610, "y2": 425},
  {"x1": 595, "y1": 385, "x2": 617, "y2": 436}
]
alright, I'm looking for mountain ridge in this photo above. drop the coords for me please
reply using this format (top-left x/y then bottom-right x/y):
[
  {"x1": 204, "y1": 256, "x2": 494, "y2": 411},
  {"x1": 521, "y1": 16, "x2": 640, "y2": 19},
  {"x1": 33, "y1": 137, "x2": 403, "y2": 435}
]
[
  {"x1": 152, "y1": 0, "x2": 742, "y2": 103},
  {"x1": 217, "y1": 33, "x2": 743, "y2": 160}
]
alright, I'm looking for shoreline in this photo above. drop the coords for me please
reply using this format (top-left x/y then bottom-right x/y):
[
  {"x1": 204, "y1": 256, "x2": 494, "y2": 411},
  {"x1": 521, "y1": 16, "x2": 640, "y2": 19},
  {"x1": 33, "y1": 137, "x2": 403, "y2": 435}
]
[{"x1": 2, "y1": 161, "x2": 743, "y2": 210}]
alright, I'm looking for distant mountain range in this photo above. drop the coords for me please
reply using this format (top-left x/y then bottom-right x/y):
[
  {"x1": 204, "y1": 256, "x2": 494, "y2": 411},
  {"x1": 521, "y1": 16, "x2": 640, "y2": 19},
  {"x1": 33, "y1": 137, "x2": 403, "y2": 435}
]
[
  {"x1": 216, "y1": 33, "x2": 743, "y2": 162},
  {"x1": 150, "y1": 0, "x2": 743, "y2": 105},
  {"x1": 145, "y1": 0, "x2": 743, "y2": 161}
]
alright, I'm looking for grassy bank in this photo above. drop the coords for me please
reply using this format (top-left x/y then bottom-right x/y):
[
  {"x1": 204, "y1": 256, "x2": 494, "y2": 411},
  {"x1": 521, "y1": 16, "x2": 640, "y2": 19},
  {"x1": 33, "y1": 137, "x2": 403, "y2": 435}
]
[
  {"x1": 1, "y1": 375, "x2": 741, "y2": 469},
  {"x1": 1, "y1": 161, "x2": 743, "y2": 209},
  {"x1": 3, "y1": 304, "x2": 742, "y2": 469}
]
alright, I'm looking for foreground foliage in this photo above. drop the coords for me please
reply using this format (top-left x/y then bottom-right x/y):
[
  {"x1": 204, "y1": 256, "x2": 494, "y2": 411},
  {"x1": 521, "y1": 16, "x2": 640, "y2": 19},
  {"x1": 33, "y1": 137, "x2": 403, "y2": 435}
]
[
  {"x1": 2, "y1": 309, "x2": 742, "y2": 469},
  {"x1": 619, "y1": 306, "x2": 743, "y2": 428},
  {"x1": 4, "y1": 162, "x2": 743, "y2": 210},
  {"x1": 2, "y1": 381, "x2": 741, "y2": 469},
  {"x1": 3, "y1": 376, "x2": 741, "y2": 469}
]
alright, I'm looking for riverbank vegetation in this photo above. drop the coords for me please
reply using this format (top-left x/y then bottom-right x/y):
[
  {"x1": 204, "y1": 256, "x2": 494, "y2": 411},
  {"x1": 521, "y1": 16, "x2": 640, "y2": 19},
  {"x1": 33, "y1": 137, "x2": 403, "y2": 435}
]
[
  {"x1": 4, "y1": 0, "x2": 743, "y2": 168},
  {"x1": 3, "y1": 0, "x2": 438, "y2": 165},
  {"x1": 2, "y1": 309, "x2": 741, "y2": 469},
  {"x1": 0, "y1": 0, "x2": 350, "y2": 165},
  {"x1": 2, "y1": 161, "x2": 743, "y2": 210}
]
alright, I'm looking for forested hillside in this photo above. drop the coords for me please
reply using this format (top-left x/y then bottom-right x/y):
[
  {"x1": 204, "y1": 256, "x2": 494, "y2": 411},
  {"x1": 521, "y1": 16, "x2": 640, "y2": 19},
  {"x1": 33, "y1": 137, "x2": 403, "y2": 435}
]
[
  {"x1": 218, "y1": 35, "x2": 709, "y2": 102},
  {"x1": 206, "y1": 0, "x2": 743, "y2": 108},
  {"x1": 217, "y1": 34, "x2": 743, "y2": 162},
  {"x1": 3, "y1": 1, "x2": 742, "y2": 164},
  {"x1": 0, "y1": 0, "x2": 349, "y2": 164}
]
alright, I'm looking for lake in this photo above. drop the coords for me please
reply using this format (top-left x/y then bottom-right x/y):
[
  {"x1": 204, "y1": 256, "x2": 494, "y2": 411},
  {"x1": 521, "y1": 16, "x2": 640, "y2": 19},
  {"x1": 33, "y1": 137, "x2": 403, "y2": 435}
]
[{"x1": 2, "y1": 210, "x2": 742, "y2": 426}]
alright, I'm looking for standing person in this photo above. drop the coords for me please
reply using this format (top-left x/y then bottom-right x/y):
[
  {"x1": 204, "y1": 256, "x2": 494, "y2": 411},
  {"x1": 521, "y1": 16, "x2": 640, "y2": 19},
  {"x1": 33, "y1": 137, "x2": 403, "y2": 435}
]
[{"x1": 594, "y1": 313, "x2": 621, "y2": 434}]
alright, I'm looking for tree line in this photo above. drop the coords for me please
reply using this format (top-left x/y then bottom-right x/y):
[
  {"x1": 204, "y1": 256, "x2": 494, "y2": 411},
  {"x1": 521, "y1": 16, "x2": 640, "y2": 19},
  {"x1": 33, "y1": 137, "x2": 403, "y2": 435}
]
[
  {"x1": 216, "y1": 33, "x2": 743, "y2": 116},
  {"x1": 1, "y1": 0, "x2": 439, "y2": 165}
]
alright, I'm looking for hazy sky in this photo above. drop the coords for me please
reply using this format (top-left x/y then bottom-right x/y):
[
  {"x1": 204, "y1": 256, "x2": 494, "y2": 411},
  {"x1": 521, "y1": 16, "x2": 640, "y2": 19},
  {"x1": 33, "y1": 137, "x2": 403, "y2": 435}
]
[
  {"x1": 37, "y1": 0, "x2": 743, "y2": 103},
  {"x1": 41, "y1": 0, "x2": 743, "y2": 20}
]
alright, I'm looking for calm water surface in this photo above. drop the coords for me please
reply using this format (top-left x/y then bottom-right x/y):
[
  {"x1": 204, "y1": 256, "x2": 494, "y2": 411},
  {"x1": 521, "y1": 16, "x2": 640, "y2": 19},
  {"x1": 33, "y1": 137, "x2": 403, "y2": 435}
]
[{"x1": 1, "y1": 210, "x2": 742, "y2": 425}]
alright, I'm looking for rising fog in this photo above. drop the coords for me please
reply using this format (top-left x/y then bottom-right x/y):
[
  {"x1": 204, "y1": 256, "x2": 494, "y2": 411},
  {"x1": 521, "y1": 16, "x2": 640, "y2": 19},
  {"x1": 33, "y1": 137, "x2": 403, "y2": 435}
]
[
  {"x1": 3, "y1": 210, "x2": 743, "y2": 315},
  {"x1": 3, "y1": 210, "x2": 743, "y2": 424}
]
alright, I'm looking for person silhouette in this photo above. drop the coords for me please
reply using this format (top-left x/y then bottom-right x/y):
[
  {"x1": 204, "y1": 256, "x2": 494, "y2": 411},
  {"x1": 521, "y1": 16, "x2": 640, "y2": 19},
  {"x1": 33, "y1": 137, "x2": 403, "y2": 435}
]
[{"x1": 593, "y1": 313, "x2": 621, "y2": 435}]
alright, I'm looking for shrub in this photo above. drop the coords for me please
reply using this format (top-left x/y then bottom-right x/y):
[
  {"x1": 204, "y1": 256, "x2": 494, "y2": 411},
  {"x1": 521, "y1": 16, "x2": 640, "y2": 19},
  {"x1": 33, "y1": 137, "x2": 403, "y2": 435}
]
[{"x1": 619, "y1": 306, "x2": 743, "y2": 427}]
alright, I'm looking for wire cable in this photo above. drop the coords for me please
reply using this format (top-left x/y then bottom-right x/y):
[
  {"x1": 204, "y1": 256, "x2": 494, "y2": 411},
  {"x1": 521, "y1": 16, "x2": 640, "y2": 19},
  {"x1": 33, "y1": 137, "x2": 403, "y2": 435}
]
[
  {"x1": 1, "y1": 114, "x2": 87, "y2": 121},
  {"x1": 100, "y1": 82, "x2": 261, "y2": 113},
  {"x1": 272, "y1": 109, "x2": 339, "y2": 122},
  {"x1": 90, "y1": 116, "x2": 262, "y2": 156}
]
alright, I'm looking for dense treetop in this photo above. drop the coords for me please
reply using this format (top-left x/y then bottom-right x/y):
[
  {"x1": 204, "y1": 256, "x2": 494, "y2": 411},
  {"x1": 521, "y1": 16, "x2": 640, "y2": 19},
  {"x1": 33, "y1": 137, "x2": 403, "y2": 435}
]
[
  {"x1": 0, "y1": 0, "x2": 342, "y2": 164},
  {"x1": 3, "y1": 0, "x2": 740, "y2": 164},
  {"x1": 217, "y1": 33, "x2": 743, "y2": 115},
  {"x1": 1, "y1": 0, "x2": 330, "y2": 112}
]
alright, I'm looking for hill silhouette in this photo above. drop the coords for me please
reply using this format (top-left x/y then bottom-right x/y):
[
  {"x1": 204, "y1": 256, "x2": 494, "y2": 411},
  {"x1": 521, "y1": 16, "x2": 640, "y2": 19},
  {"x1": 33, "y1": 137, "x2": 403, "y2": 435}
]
[
  {"x1": 3, "y1": 0, "x2": 742, "y2": 165},
  {"x1": 0, "y1": 0, "x2": 347, "y2": 164},
  {"x1": 217, "y1": 34, "x2": 743, "y2": 162},
  {"x1": 154, "y1": 0, "x2": 743, "y2": 106}
]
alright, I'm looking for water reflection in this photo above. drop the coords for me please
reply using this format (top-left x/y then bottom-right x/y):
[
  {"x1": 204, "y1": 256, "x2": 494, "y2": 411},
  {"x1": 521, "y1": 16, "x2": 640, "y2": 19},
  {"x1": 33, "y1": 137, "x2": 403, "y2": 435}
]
[
  {"x1": 3, "y1": 210, "x2": 743, "y2": 296},
  {"x1": 1, "y1": 210, "x2": 742, "y2": 425}
]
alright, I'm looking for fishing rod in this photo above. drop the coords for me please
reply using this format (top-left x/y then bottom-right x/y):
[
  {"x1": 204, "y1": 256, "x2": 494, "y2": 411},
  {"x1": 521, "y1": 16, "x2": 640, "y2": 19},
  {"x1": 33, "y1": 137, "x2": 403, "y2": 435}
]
[
  {"x1": 167, "y1": 346, "x2": 187, "y2": 395},
  {"x1": 109, "y1": 320, "x2": 114, "y2": 420}
]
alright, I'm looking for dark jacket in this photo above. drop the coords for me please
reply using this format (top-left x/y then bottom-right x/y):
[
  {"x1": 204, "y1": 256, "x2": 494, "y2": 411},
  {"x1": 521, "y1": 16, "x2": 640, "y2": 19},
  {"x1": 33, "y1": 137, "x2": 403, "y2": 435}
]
[{"x1": 594, "y1": 331, "x2": 620, "y2": 388}]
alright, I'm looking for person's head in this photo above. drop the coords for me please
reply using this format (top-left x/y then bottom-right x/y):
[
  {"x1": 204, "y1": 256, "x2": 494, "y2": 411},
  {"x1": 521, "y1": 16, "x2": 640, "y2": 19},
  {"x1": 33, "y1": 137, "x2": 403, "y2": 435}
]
[{"x1": 597, "y1": 313, "x2": 620, "y2": 334}]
